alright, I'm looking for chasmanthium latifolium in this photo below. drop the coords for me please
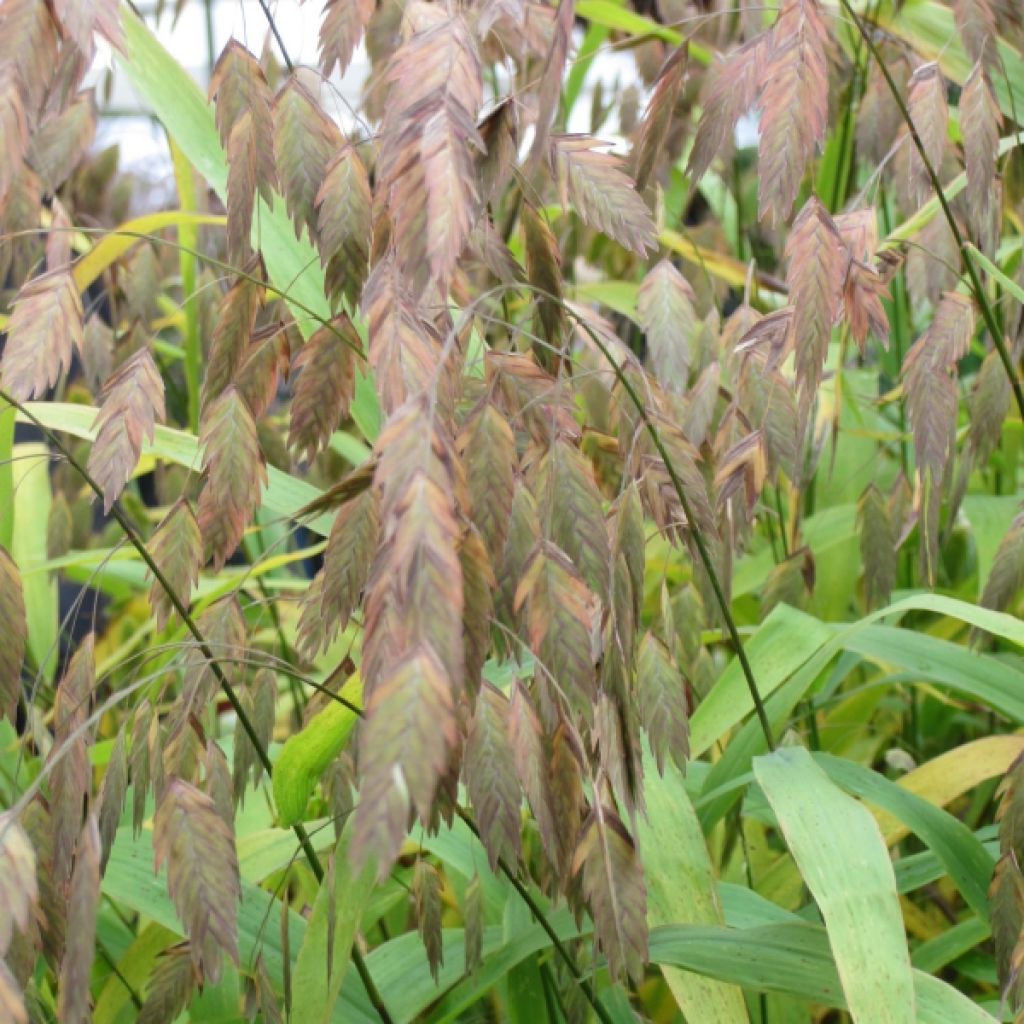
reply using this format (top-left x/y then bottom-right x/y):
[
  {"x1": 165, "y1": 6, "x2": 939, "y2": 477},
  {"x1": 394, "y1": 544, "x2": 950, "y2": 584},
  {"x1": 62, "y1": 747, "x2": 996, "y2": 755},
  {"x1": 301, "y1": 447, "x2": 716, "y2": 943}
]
[{"x1": 1, "y1": 0, "x2": 1023, "y2": 1019}]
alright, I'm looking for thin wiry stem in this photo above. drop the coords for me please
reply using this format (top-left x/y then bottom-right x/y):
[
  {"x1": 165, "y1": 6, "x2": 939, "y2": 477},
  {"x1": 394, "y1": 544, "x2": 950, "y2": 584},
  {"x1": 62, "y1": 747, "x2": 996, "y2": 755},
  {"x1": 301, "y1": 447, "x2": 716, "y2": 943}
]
[
  {"x1": 256, "y1": 0, "x2": 295, "y2": 75},
  {"x1": 838, "y1": 0, "x2": 1024, "y2": 424},
  {"x1": 454, "y1": 807, "x2": 616, "y2": 1024},
  {"x1": 0, "y1": 389, "x2": 395, "y2": 1024}
]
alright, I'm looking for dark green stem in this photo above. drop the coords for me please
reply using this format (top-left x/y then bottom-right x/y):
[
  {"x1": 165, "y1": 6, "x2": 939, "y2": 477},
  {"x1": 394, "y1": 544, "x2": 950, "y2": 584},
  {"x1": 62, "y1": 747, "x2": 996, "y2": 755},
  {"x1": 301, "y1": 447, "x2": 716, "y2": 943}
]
[{"x1": 256, "y1": 0, "x2": 295, "y2": 74}]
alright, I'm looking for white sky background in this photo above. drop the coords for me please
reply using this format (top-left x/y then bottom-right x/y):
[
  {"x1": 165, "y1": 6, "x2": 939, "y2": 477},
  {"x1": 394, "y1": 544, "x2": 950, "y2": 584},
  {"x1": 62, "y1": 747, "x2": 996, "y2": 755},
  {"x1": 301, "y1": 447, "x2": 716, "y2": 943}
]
[
  {"x1": 88, "y1": 1, "x2": 757, "y2": 200},
  {"x1": 90, "y1": 0, "x2": 640, "y2": 184}
]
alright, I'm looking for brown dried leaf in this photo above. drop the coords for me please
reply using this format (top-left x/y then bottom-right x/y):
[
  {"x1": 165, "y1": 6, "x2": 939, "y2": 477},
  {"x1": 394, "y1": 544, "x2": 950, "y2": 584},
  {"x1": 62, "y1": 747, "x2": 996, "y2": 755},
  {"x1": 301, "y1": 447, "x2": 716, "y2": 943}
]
[
  {"x1": 905, "y1": 63, "x2": 948, "y2": 208},
  {"x1": 961, "y1": 61, "x2": 1001, "y2": 246},
  {"x1": 204, "y1": 272, "x2": 264, "y2": 410},
  {"x1": 297, "y1": 489, "x2": 379, "y2": 657},
  {"x1": 572, "y1": 803, "x2": 648, "y2": 982},
  {"x1": 533, "y1": 438, "x2": 611, "y2": 602},
  {"x1": 0, "y1": 811, "x2": 37, "y2": 952},
  {"x1": 1, "y1": 269, "x2": 83, "y2": 401},
  {"x1": 197, "y1": 387, "x2": 267, "y2": 570},
  {"x1": 465, "y1": 683, "x2": 522, "y2": 870},
  {"x1": 515, "y1": 540, "x2": 599, "y2": 722},
  {"x1": 288, "y1": 314, "x2": 359, "y2": 463},
  {"x1": 28, "y1": 92, "x2": 96, "y2": 194},
  {"x1": 688, "y1": 34, "x2": 768, "y2": 186},
  {"x1": 786, "y1": 196, "x2": 845, "y2": 414},
  {"x1": 530, "y1": 0, "x2": 574, "y2": 164},
  {"x1": 857, "y1": 484, "x2": 896, "y2": 610},
  {"x1": 321, "y1": 0, "x2": 375, "y2": 77},
  {"x1": 637, "y1": 260, "x2": 698, "y2": 392},
  {"x1": 758, "y1": 0, "x2": 828, "y2": 223},
  {"x1": 138, "y1": 946, "x2": 197, "y2": 1024},
  {"x1": 57, "y1": 816, "x2": 100, "y2": 1024},
  {"x1": 87, "y1": 347, "x2": 165, "y2": 512},
  {"x1": 522, "y1": 204, "x2": 566, "y2": 371},
  {"x1": 316, "y1": 145, "x2": 372, "y2": 307},
  {"x1": 414, "y1": 859, "x2": 444, "y2": 980},
  {"x1": 50, "y1": 635, "x2": 94, "y2": 889},
  {"x1": 458, "y1": 401, "x2": 516, "y2": 566},
  {"x1": 274, "y1": 77, "x2": 341, "y2": 244},
  {"x1": 552, "y1": 135, "x2": 657, "y2": 254},
  {"x1": 633, "y1": 46, "x2": 687, "y2": 191},
  {"x1": 636, "y1": 632, "x2": 689, "y2": 774},
  {"x1": 148, "y1": 499, "x2": 202, "y2": 632},
  {"x1": 154, "y1": 777, "x2": 240, "y2": 982}
]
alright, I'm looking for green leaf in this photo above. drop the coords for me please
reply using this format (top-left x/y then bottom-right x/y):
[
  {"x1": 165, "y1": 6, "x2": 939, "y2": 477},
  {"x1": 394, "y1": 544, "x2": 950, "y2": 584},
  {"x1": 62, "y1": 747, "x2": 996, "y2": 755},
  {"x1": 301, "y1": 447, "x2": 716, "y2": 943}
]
[
  {"x1": 753, "y1": 747, "x2": 915, "y2": 1024},
  {"x1": 273, "y1": 673, "x2": 363, "y2": 826},
  {"x1": 690, "y1": 604, "x2": 833, "y2": 758},
  {"x1": 967, "y1": 242, "x2": 1024, "y2": 303},
  {"x1": 639, "y1": 747, "x2": 749, "y2": 1023},
  {"x1": 103, "y1": 827, "x2": 376, "y2": 1023},
  {"x1": 648, "y1": 923, "x2": 997, "y2": 1023},
  {"x1": 963, "y1": 495, "x2": 1020, "y2": 597},
  {"x1": 292, "y1": 821, "x2": 377, "y2": 1024},
  {"x1": 813, "y1": 752, "x2": 995, "y2": 921},
  {"x1": 842, "y1": 625, "x2": 1024, "y2": 724},
  {"x1": 11, "y1": 443, "x2": 56, "y2": 681}
]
